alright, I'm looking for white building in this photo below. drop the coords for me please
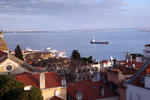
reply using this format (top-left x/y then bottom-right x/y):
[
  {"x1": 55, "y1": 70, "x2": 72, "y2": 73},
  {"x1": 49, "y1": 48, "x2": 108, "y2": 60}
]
[
  {"x1": 100, "y1": 60, "x2": 113, "y2": 68},
  {"x1": 126, "y1": 58, "x2": 150, "y2": 100},
  {"x1": 126, "y1": 75, "x2": 150, "y2": 100},
  {"x1": 143, "y1": 44, "x2": 150, "y2": 58}
]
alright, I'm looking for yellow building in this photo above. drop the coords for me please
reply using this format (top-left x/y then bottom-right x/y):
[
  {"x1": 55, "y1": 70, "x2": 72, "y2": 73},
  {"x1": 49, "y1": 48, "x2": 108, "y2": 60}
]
[{"x1": 0, "y1": 30, "x2": 9, "y2": 52}]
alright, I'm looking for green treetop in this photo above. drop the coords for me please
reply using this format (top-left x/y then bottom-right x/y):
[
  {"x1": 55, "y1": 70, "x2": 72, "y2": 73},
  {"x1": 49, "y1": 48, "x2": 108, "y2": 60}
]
[
  {"x1": 0, "y1": 75, "x2": 43, "y2": 100},
  {"x1": 71, "y1": 50, "x2": 81, "y2": 60},
  {"x1": 14, "y1": 45, "x2": 24, "y2": 60}
]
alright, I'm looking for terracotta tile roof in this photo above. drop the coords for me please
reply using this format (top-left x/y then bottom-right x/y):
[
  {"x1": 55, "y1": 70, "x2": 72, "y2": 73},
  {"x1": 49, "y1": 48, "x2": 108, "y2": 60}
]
[
  {"x1": 117, "y1": 61, "x2": 143, "y2": 68},
  {"x1": 15, "y1": 72, "x2": 61, "y2": 88},
  {"x1": 144, "y1": 44, "x2": 150, "y2": 46},
  {"x1": 117, "y1": 61, "x2": 150, "y2": 73},
  {"x1": 127, "y1": 59, "x2": 150, "y2": 87},
  {"x1": 50, "y1": 96, "x2": 63, "y2": 100},
  {"x1": 0, "y1": 51, "x2": 7, "y2": 63},
  {"x1": 67, "y1": 80, "x2": 116, "y2": 100},
  {"x1": 0, "y1": 51, "x2": 7, "y2": 57},
  {"x1": 100, "y1": 60, "x2": 109, "y2": 64}
]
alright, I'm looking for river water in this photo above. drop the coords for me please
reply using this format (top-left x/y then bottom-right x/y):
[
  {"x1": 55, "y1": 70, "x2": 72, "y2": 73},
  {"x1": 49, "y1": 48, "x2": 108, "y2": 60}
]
[{"x1": 4, "y1": 31, "x2": 150, "y2": 60}]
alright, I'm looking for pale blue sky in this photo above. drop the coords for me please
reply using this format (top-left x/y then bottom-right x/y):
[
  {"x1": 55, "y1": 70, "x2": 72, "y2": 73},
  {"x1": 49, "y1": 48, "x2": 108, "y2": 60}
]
[{"x1": 0, "y1": 0, "x2": 150, "y2": 30}]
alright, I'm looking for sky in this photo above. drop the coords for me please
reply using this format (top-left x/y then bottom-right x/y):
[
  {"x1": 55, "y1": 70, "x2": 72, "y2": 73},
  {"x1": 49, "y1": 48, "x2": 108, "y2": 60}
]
[{"x1": 0, "y1": 0, "x2": 150, "y2": 30}]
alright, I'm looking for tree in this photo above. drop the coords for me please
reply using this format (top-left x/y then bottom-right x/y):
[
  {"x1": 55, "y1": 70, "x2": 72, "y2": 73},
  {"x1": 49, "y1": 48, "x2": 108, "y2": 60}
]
[
  {"x1": 15, "y1": 45, "x2": 24, "y2": 60},
  {"x1": 0, "y1": 75, "x2": 24, "y2": 100},
  {"x1": 71, "y1": 50, "x2": 81, "y2": 60},
  {"x1": 22, "y1": 87, "x2": 43, "y2": 100},
  {"x1": 82, "y1": 56, "x2": 93, "y2": 65},
  {"x1": 0, "y1": 75, "x2": 43, "y2": 100}
]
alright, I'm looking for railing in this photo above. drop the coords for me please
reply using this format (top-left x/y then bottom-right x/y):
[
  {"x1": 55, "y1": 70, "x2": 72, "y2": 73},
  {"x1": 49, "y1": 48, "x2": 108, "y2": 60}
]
[{"x1": 128, "y1": 58, "x2": 150, "y2": 84}]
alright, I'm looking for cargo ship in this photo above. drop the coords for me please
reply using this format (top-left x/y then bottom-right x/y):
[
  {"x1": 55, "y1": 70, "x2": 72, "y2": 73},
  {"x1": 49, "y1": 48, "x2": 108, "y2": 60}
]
[{"x1": 90, "y1": 39, "x2": 109, "y2": 44}]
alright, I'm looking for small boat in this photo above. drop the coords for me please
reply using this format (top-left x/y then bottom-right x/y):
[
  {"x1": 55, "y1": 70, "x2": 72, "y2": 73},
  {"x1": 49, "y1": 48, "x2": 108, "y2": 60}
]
[{"x1": 90, "y1": 39, "x2": 109, "y2": 44}]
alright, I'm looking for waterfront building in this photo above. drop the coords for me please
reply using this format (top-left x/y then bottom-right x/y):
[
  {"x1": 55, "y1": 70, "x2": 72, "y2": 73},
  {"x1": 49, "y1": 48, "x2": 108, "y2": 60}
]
[
  {"x1": 0, "y1": 30, "x2": 9, "y2": 52},
  {"x1": 143, "y1": 44, "x2": 150, "y2": 61}
]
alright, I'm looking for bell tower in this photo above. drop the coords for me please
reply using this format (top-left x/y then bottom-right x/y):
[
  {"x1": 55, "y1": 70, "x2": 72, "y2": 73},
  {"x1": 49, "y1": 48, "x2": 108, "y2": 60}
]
[
  {"x1": 0, "y1": 30, "x2": 9, "y2": 52},
  {"x1": 1, "y1": 30, "x2": 3, "y2": 40}
]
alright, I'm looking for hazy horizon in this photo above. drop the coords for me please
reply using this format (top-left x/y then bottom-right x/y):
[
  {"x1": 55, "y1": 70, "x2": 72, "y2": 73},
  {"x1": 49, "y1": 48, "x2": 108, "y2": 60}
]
[{"x1": 0, "y1": 0, "x2": 150, "y2": 30}]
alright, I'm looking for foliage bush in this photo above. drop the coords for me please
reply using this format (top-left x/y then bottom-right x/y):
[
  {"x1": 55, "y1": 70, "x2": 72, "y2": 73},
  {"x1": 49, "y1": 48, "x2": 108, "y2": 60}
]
[{"x1": 0, "y1": 75, "x2": 43, "y2": 100}]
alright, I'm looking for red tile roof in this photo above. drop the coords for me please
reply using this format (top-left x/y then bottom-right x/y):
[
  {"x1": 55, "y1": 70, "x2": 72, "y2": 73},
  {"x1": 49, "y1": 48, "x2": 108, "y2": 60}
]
[
  {"x1": 117, "y1": 61, "x2": 150, "y2": 73},
  {"x1": 0, "y1": 51, "x2": 7, "y2": 62},
  {"x1": 50, "y1": 96, "x2": 63, "y2": 100},
  {"x1": 15, "y1": 72, "x2": 61, "y2": 88},
  {"x1": 100, "y1": 60, "x2": 109, "y2": 64},
  {"x1": 144, "y1": 44, "x2": 150, "y2": 46},
  {"x1": 67, "y1": 80, "x2": 116, "y2": 100},
  {"x1": 117, "y1": 61, "x2": 143, "y2": 68},
  {"x1": 0, "y1": 51, "x2": 7, "y2": 57},
  {"x1": 127, "y1": 60, "x2": 150, "y2": 87}
]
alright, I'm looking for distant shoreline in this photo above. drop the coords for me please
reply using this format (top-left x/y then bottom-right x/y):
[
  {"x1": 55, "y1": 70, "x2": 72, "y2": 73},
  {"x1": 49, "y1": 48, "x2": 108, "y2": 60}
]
[{"x1": 4, "y1": 29, "x2": 139, "y2": 33}]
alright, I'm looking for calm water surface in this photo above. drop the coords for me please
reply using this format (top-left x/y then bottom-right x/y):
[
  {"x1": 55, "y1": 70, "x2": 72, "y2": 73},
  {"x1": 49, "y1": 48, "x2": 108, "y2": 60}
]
[{"x1": 4, "y1": 31, "x2": 150, "y2": 60}]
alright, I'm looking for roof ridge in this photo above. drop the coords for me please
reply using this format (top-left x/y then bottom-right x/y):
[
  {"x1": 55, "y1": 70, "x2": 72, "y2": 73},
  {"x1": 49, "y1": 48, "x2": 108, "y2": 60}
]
[{"x1": 8, "y1": 54, "x2": 44, "y2": 72}]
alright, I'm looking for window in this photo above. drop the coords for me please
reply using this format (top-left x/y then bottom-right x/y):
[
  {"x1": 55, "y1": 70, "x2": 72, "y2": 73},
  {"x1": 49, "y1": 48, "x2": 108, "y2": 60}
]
[
  {"x1": 137, "y1": 94, "x2": 141, "y2": 100},
  {"x1": 76, "y1": 90, "x2": 82, "y2": 100},
  {"x1": 93, "y1": 86, "x2": 96, "y2": 89},
  {"x1": 6, "y1": 65, "x2": 13, "y2": 72},
  {"x1": 140, "y1": 75, "x2": 144, "y2": 83},
  {"x1": 99, "y1": 86, "x2": 104, "y2": 96},
  {"x1": 129, "y1": 93, "x2": 132, "y2": 100},
  {"x1": 54, "y1": 90, "x2": 59, "y2": 96}
]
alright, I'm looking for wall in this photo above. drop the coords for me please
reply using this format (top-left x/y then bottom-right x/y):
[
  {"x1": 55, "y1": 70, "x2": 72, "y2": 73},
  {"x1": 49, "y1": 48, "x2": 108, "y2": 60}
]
[
  {"x1": 94, "y1": 96, "x2": 118, "y2": 100},
  {"x1": 143, "y1": 47, "x2": 150, "y2": 57},
  {"x1": 143, "y1": 52, "x2": 150, "y2": 58},
  {"x1": 118, "y1": 88, "x2": 126, "y2": 100},
  {"x1": 42, "y1": 86, "x2": 67, "y2": 100},
  {"x1": 136, "y1": 57, "x2": 143, "y2": 62},
  {"x1": 107, "y1": 70, "x2": 120, "y2": 85},
  {"x1": 145, "y1": 47, "x2": 150, "y2": 51},
  {"x1": 0, "y1": 59, "x2": 32, "y2": 75},
  {"x1": 126, "y1": 84, "x2": 150, "y2": 100}
]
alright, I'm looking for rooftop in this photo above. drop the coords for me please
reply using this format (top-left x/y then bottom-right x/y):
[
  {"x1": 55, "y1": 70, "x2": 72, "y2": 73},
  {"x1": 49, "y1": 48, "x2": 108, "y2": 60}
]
[
  {"x1": 67, "y1": 80, "x2": 116, "y2": 100},
  {"x1": 100, "y1": 60, "x2": 109, "y2": 64},
  {"x1": 15, "y1": 72, "x2": 61, "y2": 88},
  {"x1": 145, "y1": 44, "x2": 150, "y2": 47},
  {"x1": 50, "y1": 96, "x2": 63, "y2": 100},
  {"x1": 127, "y1": 58, "x2": 150, "y2": 88}
]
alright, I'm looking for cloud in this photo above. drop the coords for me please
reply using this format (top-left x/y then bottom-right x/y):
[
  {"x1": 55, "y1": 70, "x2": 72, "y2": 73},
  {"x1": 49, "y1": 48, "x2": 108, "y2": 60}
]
[{"x1": 0, "y1": 0, "x2": 128, "y2": 15}]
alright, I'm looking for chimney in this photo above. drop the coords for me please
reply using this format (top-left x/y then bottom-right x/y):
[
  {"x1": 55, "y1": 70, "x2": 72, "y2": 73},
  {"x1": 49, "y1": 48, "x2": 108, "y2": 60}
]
[
  {"x1": 133, "y1": 64, "x2": 135, "y2": 68},
  {"x1": 61, "y1": 77, "x2": 66, "y2": 86},
  {"x1": 129, "y1": 55, "x2": 133, "y2": 62},
  {"x1": 40, "y1": 73, "x2": 45, "y2": 89}
]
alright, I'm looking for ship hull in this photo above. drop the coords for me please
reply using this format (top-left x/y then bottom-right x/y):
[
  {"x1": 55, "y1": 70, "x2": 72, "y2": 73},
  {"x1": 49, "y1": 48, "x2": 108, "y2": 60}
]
[{"x1": 91, "y1": 41, "x2": 109, "y2": 44}]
